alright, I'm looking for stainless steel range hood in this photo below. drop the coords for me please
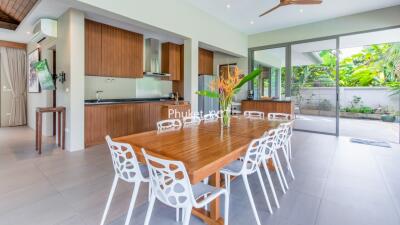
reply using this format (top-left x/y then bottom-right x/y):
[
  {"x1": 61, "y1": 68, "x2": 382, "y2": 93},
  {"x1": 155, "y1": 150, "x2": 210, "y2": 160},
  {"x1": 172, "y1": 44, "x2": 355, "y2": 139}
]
[{"x1": 144, "y1": 38, "x2": 170, "y2": 77}]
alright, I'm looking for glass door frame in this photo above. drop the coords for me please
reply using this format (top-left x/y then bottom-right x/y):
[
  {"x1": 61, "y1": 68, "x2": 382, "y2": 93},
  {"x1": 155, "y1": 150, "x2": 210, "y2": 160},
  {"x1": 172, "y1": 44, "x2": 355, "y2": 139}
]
[
  {"x1": 249, "y1": 25, "x2": 400, "y2": 137},
  {"x1": 249, "y1": 37, "x2": 340, "y2": 136}
]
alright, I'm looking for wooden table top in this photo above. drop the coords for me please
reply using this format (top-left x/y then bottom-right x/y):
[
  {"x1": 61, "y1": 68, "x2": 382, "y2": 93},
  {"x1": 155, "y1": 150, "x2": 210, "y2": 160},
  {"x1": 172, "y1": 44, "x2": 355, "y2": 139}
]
[{"x1": 114, "y1": 116, "x2": 282, "y2": 183}]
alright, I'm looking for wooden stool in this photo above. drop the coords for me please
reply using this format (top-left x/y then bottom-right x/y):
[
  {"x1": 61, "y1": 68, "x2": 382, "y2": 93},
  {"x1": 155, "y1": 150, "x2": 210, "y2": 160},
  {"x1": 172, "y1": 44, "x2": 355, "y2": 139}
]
[{"x1": 35, "y1": 107, "x2": 66, "y2": 154}]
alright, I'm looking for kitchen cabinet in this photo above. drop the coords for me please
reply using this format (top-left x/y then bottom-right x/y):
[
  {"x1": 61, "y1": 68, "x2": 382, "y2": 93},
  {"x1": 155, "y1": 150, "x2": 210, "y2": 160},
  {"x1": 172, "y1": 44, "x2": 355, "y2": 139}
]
[
  {"x1": 198, "y1": 48, "x2": 214, "y2": 75},
  {"x1": 85, "y1": 20, "x2": 143, "y2": 78},
  {"x1": 161, "y1": 42, "x2": 182, "y2": 81},
  {"x1": 85, "y1": 20, "x2": 102, "y2": 76},
  {"x1": 85, "y1": 101, "x2": 183, "y2": 147}
]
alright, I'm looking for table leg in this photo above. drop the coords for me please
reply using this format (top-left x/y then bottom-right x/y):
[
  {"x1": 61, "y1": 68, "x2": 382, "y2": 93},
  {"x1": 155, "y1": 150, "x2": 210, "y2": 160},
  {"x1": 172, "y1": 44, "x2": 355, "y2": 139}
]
[
  {"x1": 267, "y1": 159, "x2": 276, "y2": 171},
  {"x1": 62, "y1": 110, "x2": 65, "y2": 150},
  {"x1": 210, "y1": 171, "x2": 221, "y2": 220},
  {"x1": 57, "y1": 111, "x2": 61, "y2": 147},
  {"x1": 38, "y1": 113, "x2": 42, "y2": 154}
]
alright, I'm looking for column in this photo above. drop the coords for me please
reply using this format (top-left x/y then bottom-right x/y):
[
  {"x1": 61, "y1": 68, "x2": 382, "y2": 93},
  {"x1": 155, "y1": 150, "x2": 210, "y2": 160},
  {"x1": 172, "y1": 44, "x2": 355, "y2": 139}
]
[{"x1": 183, "y1": 39, "x2": 199, "y2": 113}]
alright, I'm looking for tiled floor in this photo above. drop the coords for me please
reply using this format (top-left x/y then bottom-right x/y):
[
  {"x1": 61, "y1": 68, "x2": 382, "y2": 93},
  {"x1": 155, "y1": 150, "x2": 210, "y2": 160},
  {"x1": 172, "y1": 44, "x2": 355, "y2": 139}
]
[
  {"x1": 295, "y1": 114, "x2": 399, "y2": 143},
  {"x1": 0, "y1": 126, "x2": 399, "y2": 225}
]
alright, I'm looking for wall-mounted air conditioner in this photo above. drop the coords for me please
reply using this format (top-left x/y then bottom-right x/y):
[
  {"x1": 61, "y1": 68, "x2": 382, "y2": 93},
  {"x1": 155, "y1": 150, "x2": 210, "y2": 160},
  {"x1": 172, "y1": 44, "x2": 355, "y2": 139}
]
[{"x1": 31, "y1": 19, "x2": 57, "y2": 43}]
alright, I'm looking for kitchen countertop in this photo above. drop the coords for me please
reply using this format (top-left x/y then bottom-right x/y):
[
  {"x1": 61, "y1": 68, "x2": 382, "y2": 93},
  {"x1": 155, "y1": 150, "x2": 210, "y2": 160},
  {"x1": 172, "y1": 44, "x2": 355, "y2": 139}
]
[{"x1": 85, "y1": 97, "x2": 184, "y2": 105}]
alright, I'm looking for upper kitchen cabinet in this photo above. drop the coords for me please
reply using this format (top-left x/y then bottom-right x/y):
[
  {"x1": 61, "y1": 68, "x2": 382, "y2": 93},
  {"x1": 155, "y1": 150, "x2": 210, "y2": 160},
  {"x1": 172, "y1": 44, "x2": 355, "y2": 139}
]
[
  {"x1": 85, "y1": 20, "x2": 144, "y2": 78},
  {"x1": 161, "y1": 42, "x2": 182, "y2": 81},
  {"x1": 198, "y1": 48, "x2": 214, "y2": 75},
  {"x1": 85, "y1": 20, "x2": 102, "y2": 76}
]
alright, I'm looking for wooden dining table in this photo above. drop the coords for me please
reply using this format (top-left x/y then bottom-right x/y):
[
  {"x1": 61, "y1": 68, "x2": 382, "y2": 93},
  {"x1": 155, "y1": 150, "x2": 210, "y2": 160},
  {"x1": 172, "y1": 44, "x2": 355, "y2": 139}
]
[{"x1": 115, "y1": 116, "x2": 282, "y2": 225}]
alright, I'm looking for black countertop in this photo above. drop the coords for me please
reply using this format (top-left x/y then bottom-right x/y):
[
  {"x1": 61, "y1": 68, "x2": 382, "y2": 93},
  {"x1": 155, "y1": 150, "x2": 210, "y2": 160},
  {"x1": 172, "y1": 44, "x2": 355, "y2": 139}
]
[{"x1": 85, "y1": 97, "x2": 184, "y2": 105}]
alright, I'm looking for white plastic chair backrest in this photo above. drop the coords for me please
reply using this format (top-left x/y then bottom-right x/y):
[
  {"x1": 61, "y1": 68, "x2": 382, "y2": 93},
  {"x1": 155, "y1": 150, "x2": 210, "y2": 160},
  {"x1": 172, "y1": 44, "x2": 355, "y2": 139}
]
[
  {"x1": 244, "y1": 111, "x2": 264, "y2": 119},
  {"x1": 182, "y1": 116, "x2": 201, "y2": 126},
  {"x1": 157, "y1": 119, "x2": 182, "y2": 131},
  {"x1": 142, "y1": 149, "x2": 195, "y2": 208},
  {"x1": 276, "y1": 121, "x2": 293, "y2": 147},
  {"x1": 203, "y1": 113, "x2": 218, "y2": 122},
  {"x1": 240, "y1": 137, "x2": 268, "y2": 175},
  {"x1": 261, "y1": 129, "x2": 278, "y2": 158},
  {"x1": 105, "y1": 136, "x2": 144, "y2": 182},
  {"x1": 268, "y1": 113, "x2": 292, "y2": 121}
]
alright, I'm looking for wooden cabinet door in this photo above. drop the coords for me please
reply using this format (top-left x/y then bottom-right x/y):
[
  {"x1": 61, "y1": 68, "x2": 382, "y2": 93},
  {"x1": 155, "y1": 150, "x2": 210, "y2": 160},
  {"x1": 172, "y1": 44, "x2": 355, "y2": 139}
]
[
  {"x1": 101, "y1": 24, "x2": 122, "y2": 77},
  {"x1": 85, "y1": 20, "x2": 102, "y2": 76},
  {"x1": 162, "y1": 43, "x2": 181, "y2": 81},
  {"x1": 148, "y1": 102, "x2": 164, "y2": 130},
  {"x1": 106, "y1": 104, "x2": 128, "y2": 138},
  {"x1": 198, "y1": 48, "x2": 214, "y2": 75},
  {"x1": 85, "y1": 105, "x2": 108, "y2": 147},
  {"x1": 121, "y1": 30, "x2": 143, "y2": 78},
  {"x1": 127, "y1": 103, "x2": 150, "y2": 134}
]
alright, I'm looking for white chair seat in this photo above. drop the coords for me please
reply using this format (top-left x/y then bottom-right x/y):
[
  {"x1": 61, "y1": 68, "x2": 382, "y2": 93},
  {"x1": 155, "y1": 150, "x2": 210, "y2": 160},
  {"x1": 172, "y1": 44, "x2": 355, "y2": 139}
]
[
  {"x1": 192, "y1": 182, "x2": 220, "y2": 199},
  {"x1": 221, "y1": 160, "x2": 245, "y2": 175}
]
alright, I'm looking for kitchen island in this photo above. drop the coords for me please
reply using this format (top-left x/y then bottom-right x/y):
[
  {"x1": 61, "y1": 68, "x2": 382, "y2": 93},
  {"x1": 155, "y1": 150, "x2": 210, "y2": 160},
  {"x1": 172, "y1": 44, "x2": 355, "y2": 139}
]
[
  {"x1": 241, "y1": 99, "x2": 294, "y2": 117},
  {"x1": 84, "y1": 98, "x2": 189, "y2": 147}
]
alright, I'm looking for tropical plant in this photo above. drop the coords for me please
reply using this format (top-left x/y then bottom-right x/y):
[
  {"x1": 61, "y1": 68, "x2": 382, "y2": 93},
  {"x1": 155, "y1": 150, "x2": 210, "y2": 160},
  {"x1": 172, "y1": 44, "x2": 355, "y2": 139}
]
[{"x1": 196, "y1": 67, "x2": 261, "y2": 127}]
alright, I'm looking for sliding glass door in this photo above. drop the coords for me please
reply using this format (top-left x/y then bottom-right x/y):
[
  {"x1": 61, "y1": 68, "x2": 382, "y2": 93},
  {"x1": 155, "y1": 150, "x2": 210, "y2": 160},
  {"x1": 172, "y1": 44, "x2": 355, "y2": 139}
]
[{"x1": 291, "y1": 39, "x2": 338, "y2": 134}]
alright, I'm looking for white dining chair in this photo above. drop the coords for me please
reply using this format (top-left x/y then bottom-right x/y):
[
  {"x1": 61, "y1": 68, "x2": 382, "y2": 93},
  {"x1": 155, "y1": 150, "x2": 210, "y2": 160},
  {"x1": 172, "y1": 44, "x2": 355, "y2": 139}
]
[
  {"x1": 142, "y1": 149, "x2": 229, "y2": 225},
  {"x1": 220, "y1": 137, "x2": 274, "y2": 225},
  {"x1": 203, "y1": 113, "x2": 218, "y2": 122},
  {"x1": 244, "y1": 111, "x2": 265, "y2": 119},
  {"x1": 157, "y1": 119, "x2": 182, "y2": 131},
  {"x1": 261, "y1": 129, "x2": 287, "y2": 206},
  {"x1": 276, "y1": 122, "x2": 295, "y2": 181},
  {"x1": 267, "y1": 113, "x2": 293, "y2": 121},
  {"x1": 182, "y1": 116, "x2": 201, "y2": 126},
  {"x1": 101, "y1": 136, "x2": 150, "y2": 225}
]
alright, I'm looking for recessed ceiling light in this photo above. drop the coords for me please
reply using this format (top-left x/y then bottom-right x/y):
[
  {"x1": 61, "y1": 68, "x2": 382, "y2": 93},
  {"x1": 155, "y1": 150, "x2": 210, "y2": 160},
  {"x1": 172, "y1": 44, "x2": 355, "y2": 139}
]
[
  {"x1": 250, "y1": 21, "x2": 254, "y2": 25},
  {"x1": 226, "y1": 4, "x2": 231, "y2": 9},
  {"x1": 26, "y1": 31, "x2": 31, "y2": 35},
  {"x1": 299, "y1": 9, "x2": 304, "y2": 13}
]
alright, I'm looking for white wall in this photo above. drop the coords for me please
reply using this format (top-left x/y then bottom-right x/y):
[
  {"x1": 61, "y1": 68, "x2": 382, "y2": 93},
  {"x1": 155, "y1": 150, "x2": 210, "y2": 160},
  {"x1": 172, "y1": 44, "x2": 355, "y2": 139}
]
[
  {"x1": 85, "y1": 76, "x2": 172, "y2": 100},
  {"x1": 299, "y1": 87, "x2": 400, "y2": 112},
  {"x1": 249, "y1": 6, "x2": 400, "y2": 48},
  {"x1": 213, "y1": 52, "x2": 249, "y2": 101},
  {"x1": 26, "y1": 38, "x2": 56, "y2": 136},
  {"x1": 75, "y1": 0, "x2": 248, "y2": 57},
  {"x1": 56, "y1": 9, "x2": 85, "y2": 151}
]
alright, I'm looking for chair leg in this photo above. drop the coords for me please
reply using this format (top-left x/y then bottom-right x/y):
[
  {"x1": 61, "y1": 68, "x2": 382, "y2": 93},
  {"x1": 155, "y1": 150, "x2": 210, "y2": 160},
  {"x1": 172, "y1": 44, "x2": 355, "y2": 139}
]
[
  {"x1": 242, "y1": 175, "x2": 261, "y2": 225},
  {"x1": 270, "y1": 156, "x2": 286, "y2": 194},
  {"x1": 100, "y1": 175, "x2": 119, "y2": 225},
  {"x1": 263, "y1": 160, "x2": 280, "y2": 208},
  {"x1": 176, "y1": 208, "x2": 180, "y2": 222},
  {"x1": 256, "y1": 168, "x2": 273, "y2": 214},
  {"x1": 224, "y1": 191, "x2": 229, "y2": 225},
  {"x1": 282, "y1": 147, "x2": 295, "y2": 180},
  {"x1": 144, "y1": 195, "x2": 156, "y2": 225},
  {"x1": 288, "y1": 141, "x2": 293, "y2": 160},
  {"x1": 182, "y1": 206, "x2": 192, "y2": 225},
  {"x1": 124, "y1": 182, "x2": 141, "y2": 225},
  {"x1": 274, "y1": 151, "x2": 289, "y2": 190}
]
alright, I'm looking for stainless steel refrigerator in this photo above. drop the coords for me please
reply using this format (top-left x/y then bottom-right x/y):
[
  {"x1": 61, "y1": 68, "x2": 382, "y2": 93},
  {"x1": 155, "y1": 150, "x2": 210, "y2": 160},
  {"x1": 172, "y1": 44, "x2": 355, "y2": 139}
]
[{"x1": 198, "y1": 75, "x2": 219, "y2": 114}]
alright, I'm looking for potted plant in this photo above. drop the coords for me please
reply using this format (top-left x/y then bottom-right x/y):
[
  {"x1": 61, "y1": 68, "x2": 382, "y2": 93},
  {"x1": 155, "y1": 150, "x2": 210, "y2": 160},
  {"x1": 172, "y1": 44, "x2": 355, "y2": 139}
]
[{"x1": 196, "y1": 66, "x2": 261, "y2": 127}]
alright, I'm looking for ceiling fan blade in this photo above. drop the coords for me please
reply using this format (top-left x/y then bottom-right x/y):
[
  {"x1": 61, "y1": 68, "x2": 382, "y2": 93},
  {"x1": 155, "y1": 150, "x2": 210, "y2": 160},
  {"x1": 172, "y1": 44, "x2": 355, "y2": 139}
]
[
  {"x1": 259, "y1": 3, "x2": 284, "y2": 17},
  {"x1": 289, "y1": 0, "x2": 322, "y2": 4}
]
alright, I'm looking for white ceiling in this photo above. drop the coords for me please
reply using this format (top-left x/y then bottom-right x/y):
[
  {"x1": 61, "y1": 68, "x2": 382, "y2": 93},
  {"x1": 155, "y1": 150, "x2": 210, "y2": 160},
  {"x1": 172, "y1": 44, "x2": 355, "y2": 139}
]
[{"x1": 183, "y1": 0, "x2": 400, "y2": 34}]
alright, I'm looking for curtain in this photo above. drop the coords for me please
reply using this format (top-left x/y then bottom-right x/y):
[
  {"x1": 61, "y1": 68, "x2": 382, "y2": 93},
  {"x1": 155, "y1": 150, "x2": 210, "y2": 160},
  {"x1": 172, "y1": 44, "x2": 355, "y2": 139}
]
[{"x1": 0, "y1": 47, "x2": 27, "y2": 126}]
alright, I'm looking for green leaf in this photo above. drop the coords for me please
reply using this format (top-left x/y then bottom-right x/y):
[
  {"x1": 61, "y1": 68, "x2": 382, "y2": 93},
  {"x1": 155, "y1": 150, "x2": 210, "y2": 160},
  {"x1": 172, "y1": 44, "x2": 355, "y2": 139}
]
[
  {"x1": 234, "y1": 69, "x2": 261, "y2": 91},
  {"x1": 195, "y1": 90, "x2": 220, "y2": 98}
]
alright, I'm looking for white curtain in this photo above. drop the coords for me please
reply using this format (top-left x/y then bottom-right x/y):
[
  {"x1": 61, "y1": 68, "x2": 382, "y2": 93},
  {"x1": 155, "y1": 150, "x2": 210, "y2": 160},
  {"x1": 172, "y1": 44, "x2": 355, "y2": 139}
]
[{"x1": 0, "y1": 47, "x2": 27, "y2": 126}]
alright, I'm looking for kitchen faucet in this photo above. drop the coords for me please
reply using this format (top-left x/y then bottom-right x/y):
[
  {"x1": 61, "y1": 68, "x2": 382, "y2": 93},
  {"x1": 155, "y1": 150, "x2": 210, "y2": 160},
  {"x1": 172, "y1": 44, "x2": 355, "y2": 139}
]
[{"x1": 96, "y1": 90, "x2": 104, "y2": 102}]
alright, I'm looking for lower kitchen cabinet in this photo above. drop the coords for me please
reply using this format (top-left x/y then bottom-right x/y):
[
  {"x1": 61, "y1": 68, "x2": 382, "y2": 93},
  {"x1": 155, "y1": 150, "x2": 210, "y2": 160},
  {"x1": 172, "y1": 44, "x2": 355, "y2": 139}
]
[{"x1": 85, "y1": 101, "x2": 176, "y2": 147}]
